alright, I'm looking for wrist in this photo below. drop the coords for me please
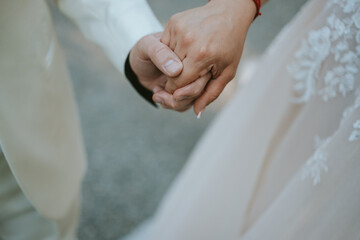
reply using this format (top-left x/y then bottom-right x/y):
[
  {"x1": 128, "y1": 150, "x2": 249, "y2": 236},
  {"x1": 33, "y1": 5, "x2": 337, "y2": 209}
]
[{"x1": 207, "y1": 0, "x2": 257, "y2": 26}]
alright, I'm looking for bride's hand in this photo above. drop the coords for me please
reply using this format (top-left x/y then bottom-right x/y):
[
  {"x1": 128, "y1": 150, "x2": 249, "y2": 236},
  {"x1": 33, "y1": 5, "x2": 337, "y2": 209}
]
[{"x1": 153, "y1": 0, "x2": 257, "y2": 115}]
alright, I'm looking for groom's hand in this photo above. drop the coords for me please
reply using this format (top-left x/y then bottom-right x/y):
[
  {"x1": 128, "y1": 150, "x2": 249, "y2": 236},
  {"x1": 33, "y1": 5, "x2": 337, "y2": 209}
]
[
  {"x1": 131, "y1": 32, "x2": 213, "y2": 112},
  {"x1": 155, "y1": 0, "x2": 257, "y2": 114},
  {"x1": 129, "y1": 32, "x2": 183, "y2": 92}
]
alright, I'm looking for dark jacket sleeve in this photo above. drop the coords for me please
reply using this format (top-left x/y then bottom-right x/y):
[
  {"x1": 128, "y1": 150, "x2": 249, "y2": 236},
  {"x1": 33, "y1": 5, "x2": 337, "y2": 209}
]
[{"x1": 124, "y1": 53, "x2": 157, "y2": 107}]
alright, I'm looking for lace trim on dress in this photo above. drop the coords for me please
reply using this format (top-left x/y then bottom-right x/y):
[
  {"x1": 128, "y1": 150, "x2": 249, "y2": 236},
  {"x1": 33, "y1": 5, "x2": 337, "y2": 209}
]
[
  {"x1": 302, "y1": 91, "x2": 360, "y2": 185},
  {"x1": 349, "y1": 120, "x2": 360, "y2": 141},
  {"x1": 287, "y1": 0, "x2": 360, "y2": 103},
  {"x1": 301, "y1": 136, "x2": 330, "y2": 185},
  {"x1": 346, "y1": 91, "x2": 360, "y2": 141},
  {"x1": 289, "y1": 0, "x2": 360, "y2": 185}
]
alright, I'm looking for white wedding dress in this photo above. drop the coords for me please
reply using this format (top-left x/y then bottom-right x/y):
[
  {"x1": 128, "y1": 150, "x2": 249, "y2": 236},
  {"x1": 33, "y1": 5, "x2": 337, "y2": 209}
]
[{"x1": 125, "y1": 0, "x2": 360, "y2": 239}]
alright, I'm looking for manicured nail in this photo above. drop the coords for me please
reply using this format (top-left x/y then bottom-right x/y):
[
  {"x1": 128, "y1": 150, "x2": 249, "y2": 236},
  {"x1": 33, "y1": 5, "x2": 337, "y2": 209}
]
[
  {"x1": 196, "y1": 108, "x2": 205, "y2": 119},
  {"x1": 154, "y1": 96, "x2": 164, "y2": 105},
  {"x1": 197, "y1": 111, "x2": 202, "y2": 119},
  {"x1": 164, "y1": 60, "x2": 181, "y2": 75}
]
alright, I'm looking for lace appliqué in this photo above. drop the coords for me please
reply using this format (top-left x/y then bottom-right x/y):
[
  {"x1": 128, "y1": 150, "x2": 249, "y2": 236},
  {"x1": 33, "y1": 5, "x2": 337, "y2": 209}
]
[
  {"x1": 288, "y1": 0, "x2": 360, "y2": 103},
  {"x1": 302, "y1": 136, "x2": 330, "y2": 185},
  {"x1": 343, "y1": 90, "x2": 360, "y2": 141},
  {"x1": 349, "y1": 120, "x2": 360, "y2": 141},
  {"x1": 302, "y1": 92, "x2": 360, "y2": 185}
]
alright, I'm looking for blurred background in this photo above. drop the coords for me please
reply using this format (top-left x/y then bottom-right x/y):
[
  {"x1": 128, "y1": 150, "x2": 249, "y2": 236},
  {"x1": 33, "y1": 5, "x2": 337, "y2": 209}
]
[{"x1": 48, "y1": 0, "x2": 307, "y2": 239}]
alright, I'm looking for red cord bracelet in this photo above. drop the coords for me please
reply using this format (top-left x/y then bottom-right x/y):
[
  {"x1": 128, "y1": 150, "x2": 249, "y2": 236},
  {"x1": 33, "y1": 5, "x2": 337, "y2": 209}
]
[{"x1": 252, "y1": 0, "x2": 262, "y2": 20}]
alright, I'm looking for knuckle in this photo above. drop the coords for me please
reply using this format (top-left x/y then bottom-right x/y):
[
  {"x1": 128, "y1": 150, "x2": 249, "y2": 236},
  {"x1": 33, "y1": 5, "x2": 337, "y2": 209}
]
[
  {"x1": 228, "y1": 69, "x2": 237, "y2": 80},
  {"x1": 192, "y1": 86, "x2": 202, "y2": 96},
  {"x1": 174, "y1": 92, "x2": 186, "y2": 101},
  {"x1": 174, "y1": 22, "x2": 186, "y2": 34},
  {"x1": 151, "y1": 44, "x2": 166, "y2": 56},
  {"x1": 169, "y1": 14, "x2": 178, "y2": 25},
  {"x1": 171, "y1": 101, "x2": 179, "y2": 110},
  {"x1": 182, "y1": 31, "x2": 195, "y2": 45},
  {"x1": 196, "y1": 45, "x2": 211, "y2": 60},
  {"x1": 208, "y1": 92, "x2": 219, "y2": 102},
  {"x1": 198, "y1": 46, "x2": 209, "y2": 58}
]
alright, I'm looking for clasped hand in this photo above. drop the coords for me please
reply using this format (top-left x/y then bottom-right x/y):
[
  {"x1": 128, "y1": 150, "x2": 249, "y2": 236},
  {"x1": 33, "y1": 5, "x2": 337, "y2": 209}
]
[{"x1": 130, "y1": 0, "x2": 256, "y2": 116}]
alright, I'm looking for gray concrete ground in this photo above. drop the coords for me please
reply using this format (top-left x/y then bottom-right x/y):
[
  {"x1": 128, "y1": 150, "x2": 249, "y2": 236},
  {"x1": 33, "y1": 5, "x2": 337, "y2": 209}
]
[{"x1": 49, "y1": 0, "x2": 307, "y2": 239}]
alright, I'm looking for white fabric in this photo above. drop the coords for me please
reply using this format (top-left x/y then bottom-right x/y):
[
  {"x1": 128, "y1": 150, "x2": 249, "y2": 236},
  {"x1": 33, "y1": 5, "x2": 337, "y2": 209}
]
[
  {"x1": 124, "y1": 0, "x2": 360, "y2": 239},
  {"x1": 0, "y1": 0, "x2": 161, "y2": 237},
  {"x1": 58, "y1": 0, "x2": 163, "y2": 74},
  {"x1": 0, "y1": 0, "x2": 86, "y2": 224},
  {"x1": 0, "y1": 154, "x2": 58, "y2": 240}
]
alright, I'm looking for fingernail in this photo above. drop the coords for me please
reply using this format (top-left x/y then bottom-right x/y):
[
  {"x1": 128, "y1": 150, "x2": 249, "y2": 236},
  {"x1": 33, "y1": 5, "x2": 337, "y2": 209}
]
[
  {"x1": 154, "y1": 96, "x2": 164, "y2": 105},
  {"x1": 153, "y1": 87, "x2": 161, "y2": 93},
  {"x1": 164, "y1": 60, "x2": 181, "y2": 75},
  {"x1": 197, "y1": 109, "x2": 205, "y2": 119}
]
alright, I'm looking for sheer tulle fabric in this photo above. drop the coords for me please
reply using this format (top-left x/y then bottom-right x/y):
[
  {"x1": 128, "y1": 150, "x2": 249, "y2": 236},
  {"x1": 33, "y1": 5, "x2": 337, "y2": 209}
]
[{"x1": 125, "y1": 0, "x2": 360, "y2": 239}]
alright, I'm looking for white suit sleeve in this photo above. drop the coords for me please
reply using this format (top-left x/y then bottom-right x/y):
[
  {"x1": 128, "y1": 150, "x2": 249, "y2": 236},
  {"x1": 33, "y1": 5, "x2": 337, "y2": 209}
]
[{"x1": 58, "y1": 0, "x2": 163, "y2": 75}]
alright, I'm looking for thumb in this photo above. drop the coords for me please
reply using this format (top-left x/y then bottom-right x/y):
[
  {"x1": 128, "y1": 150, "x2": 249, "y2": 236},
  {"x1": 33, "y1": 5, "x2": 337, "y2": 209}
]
[{"x1": 145, "y1": 34, "x2": 183, "y2": 77}]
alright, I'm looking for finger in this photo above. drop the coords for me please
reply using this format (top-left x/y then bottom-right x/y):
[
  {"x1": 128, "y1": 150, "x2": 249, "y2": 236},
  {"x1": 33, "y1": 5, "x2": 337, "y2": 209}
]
[
  {"x1": 173, "y1": 72, "x2": 211, "y2": 101},
  {"x1": 160, "y1": 103, "x2": 193, "y2": 112},
  {"x1": 153, "y1": 86, "x2": 164, "y2": 94},
  {"x1": 165, "y1": 57, "x2": 209, "y2": 94},
  {"x1": 153, "y1": 90, "x2": 194, "y2": 112},
  {"x1": 173, "y1": 39, "x2": 187, "y2": 61},
  {"x1": 176, "y1": 103, "x2": 193, "y2": 112},
  {"x1": 193, "y1": 70, "x2": 234, "y2": 114},
  {"x1": 165, "y1": 14, "x2": 181, "y2": 51},
  {"x1": 154, "y1": 90, "x2": 193, "y2": 111},
  {"x1": 144, "y1": 34, "x2": 183, "y2": 77},
  {"x1": 160, "y1": 23, "x2": 171, "y2": 46},
  {"x1": 164, "y1": 101, "x2": 193, "y2": 112},
  {"x1": 173, "y1": 30, "x2": 197, "y2": 61},
  {"x1": 169, "y1": 25, "x2": 178, "y2": 51}
]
